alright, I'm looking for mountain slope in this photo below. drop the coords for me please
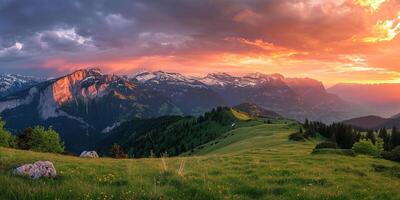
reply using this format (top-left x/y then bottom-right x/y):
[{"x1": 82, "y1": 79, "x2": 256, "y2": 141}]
[
  {"x1": 132, "y1": 71, "x2": 226, "y2": 115},
  {"x1": 0, "y1": 69, "x2": 180, "y2": 153},
  {"x1": 198, "y1": 72, "x2": 356, "y2": 122},
  {"x1": 0, "y1": 74, "x2": 44, "y2": 97},
  {"x1": 342, "y1": 115, "x2": 389, "y2": 130},
  {"x1": 233, "y1": 102, "x2": 281, "y2": 118},
  {"x1": 1, "y1": 119, "x2": 399, "y2": 199},
  {"x1": 97, "y1": 107, "x2": 255, "y2": 157},
  {"x1": 328, "y1": 83, "x2": 400, "y2": 117}
]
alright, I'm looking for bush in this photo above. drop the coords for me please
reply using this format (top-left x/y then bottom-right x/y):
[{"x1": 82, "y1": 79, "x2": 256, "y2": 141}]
[
  {"x1": 382, "y1": 146, "x2": 400, "y2": 162},
  {"x1": 352, "y1": 139, "x2": 379, "y2": 156},
  {"x1": 0, "y1": 120, "x2": 15, "y2": 148},
  {"x1": 111, "y1": 143, "x2": 127, "y2": 158},
  {"x1": 315, "y1": 141, "x2": 338, "y2": 149},
  {"x1": 289, "y1": 132, "x2": 306, "y2": 141},
  {"x1": 312, "y1": 148, "x2": 356, "y2": 157},
  {"x1": 17, "y1": 126, "x2": 64, "y2": 153}
]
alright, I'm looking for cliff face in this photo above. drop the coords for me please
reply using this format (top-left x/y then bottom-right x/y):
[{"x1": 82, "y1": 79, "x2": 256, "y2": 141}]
[{"x1": 0, "y1": 68, "x2": 179, "y2": 153}]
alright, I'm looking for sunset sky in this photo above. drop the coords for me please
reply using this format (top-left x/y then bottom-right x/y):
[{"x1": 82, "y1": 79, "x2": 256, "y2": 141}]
[{"x1": 0, "y1": 0, "x2": 399, "y2": 86}]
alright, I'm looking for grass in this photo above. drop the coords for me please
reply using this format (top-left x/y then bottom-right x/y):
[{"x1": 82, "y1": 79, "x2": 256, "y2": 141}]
[
  {"x1": 0, "y1": 119, "x2": 400, "y2": 199},
  {"x1": 230, "y1": 108, "x2": 253, "y2": 121}
]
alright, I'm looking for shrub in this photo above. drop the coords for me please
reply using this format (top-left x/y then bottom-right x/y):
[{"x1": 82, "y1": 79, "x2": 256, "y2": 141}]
[
  {"x1": 0, "y1": 120, "x2": 15, "y2": 148},
  {"x1": 17, "y1": 128, "x2": 34, "y2": 150},
  {"x1": 17, "y1": 126, "x2": 64, "y2": 153},
  {"x1": 111, "y1": 143, "x2": 127, "y2": 158},
  {"x1": 352, "y1": 139, "x2": 379, "y2": 156},
  {"x1": 382, "y1": 146, "x2": 400, "y2": 162},
  {"x1": 289, "y1": 132, "x2": 306, "y2": 141},
  {"x1": 315, "y1": 141, "x2": 338, "y2": 149}
]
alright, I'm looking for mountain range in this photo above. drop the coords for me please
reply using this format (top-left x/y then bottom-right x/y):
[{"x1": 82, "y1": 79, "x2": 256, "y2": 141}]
[
  {"x1": 342, "y1": 115, "x2": 400, "y2": 130},
  {"x1": 0, "y1": 68, "x2": 374, "y2": 152},
  {"x1": 328, "y1": 83, "x2": 400, "y2": 118},
  {"x1": 0, "y1": 74, "x2": 44, "y2": 98}
]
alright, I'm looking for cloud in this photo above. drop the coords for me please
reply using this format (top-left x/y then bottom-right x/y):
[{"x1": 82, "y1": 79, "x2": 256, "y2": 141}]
[
  {"x1": 353, "y1": 0, "x2": 387, "y2": 11},
  {"x1": 0, "y1": 0, "x2": 399, "y2": 84},
  {"x1": 363, "y1": 13, "x2": 400, "y2": 42}
]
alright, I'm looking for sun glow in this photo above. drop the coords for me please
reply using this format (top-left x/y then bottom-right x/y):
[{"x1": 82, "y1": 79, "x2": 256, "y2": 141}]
[
  {"x1": 353, "y1": 0, "x2": 387, "y2": 11},
  {"x1": 363, "y1": 14, "x2": 400, "y2": 42}
]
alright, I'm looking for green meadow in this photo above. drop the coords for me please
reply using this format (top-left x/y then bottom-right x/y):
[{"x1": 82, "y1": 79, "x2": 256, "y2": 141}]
[{"x1": 0, "y1": 120, "x2": 399, "y2": 200}]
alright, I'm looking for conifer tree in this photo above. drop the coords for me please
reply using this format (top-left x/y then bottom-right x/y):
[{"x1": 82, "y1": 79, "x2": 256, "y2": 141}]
[
  {"x1": 366, "y1": 130, "x2": 376, "y2": 145},
  {"x1": 391, "y1": 126, "x2": 400, "y2": 149}
]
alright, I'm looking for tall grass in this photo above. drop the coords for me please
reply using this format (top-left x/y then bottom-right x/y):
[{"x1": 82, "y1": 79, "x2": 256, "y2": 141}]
[{"x1": 0, "y1": 120, "x2": 399, "y2": 199}]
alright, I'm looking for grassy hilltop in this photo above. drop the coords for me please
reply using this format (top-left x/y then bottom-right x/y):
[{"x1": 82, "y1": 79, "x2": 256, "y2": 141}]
[{"x1": 0, "y1": 117, "x2": 400, "y2": 200}]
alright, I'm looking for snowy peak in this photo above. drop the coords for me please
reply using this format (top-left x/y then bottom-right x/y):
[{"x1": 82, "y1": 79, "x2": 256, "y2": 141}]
[
  {"x1": 51, "y1": 68, "x2": 135, "y2": 106},
  {"x1": 199, "y1": 72, "x2": 286, "y2": 87},
  {"x1": 132, "y1": 71, "x2": 206, "y2": 88},
  {"x1": 0, "y1": 74, "x2": 44, "y2": 97}
]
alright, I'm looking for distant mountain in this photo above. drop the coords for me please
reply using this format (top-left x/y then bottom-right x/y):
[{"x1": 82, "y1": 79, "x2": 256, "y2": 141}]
[
  {"x1": 0, "y1": 74, "x2": 44, "y2": 97},
  {"x1": 328, "y1": 83, "x2": 400, "y2": 118},
  {"x1": 233, "y1": 102, "x2": 281, "y2": 118},
  {"x1": 197, "y1": 72, "x2": 357, "y2": 122},
  {"x1": 391, "y1": 113, "x2": 400, "y2": 119},
  {"x1": 0, "y1": 68, "x2": 180, "y2": 153},
  {"x1": 132, "y1": 71, "x2": 225, "y2": 115},
  {"x1": 342, "y1": 115, "x2": 389, "y2": 130}
]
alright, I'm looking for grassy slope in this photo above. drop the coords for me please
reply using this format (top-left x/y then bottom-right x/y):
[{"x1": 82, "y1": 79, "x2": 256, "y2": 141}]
[{"x1": 0, "y1": 120, "x2": 400, "y2": 200}]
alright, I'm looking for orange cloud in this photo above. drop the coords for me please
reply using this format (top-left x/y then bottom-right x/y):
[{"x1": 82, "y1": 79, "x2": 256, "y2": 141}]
[
  {"x1": 363, "y1": 13, "x2": 400, "y2": 42},
  {"x1": 353, "y1": 0, "x2": 387, "y2": 11}
]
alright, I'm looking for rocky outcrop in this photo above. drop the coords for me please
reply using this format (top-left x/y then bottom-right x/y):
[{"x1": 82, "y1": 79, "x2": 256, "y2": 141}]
[
  {"x1": 13, "y1": 161, "x2": 57, "y2": 179},
  {"x1": 80, "y1": 151, "x2": 99, "y2": 158}
]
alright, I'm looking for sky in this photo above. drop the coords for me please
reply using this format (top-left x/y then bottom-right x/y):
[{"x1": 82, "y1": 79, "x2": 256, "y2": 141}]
[{"x1": 0, "y1": 0, "x2": 399, "y2": 86}]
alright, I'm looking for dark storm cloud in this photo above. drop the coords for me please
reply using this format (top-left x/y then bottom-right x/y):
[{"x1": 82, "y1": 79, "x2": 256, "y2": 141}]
[{"x1": 0, "y1": 0, "x2": 397, "y2": 78}]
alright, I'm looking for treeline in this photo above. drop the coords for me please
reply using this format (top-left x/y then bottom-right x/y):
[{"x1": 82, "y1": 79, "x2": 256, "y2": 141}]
[
  {"x1": 300, "y1": 119, "x2": 400, "y2": 162},
  {"x1": 0, "y1": 119, "x2": 64, "y2": 153},
  {"x1": 100, "y1": 107, "x2": 238, "y2": 158}
]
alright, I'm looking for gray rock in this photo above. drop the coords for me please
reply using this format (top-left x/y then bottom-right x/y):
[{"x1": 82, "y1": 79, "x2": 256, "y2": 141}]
[
  {"x1": 14, "y1": 161, "x2": 57, "y2": 179},
  {"x1": 80, "y1": 150, "x2": 99, "y2": 158}
]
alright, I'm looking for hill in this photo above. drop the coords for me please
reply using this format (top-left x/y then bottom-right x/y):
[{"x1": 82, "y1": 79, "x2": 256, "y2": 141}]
[
  {"x1": 342, "y1": 115, "x2": 400, "y2": 130},
  {"x1": 1, "y1": 119, "x2": 399, "y2": 199},
  {"x1": 342, "y1": 115, "x2": 389, "y2": 130},
  {"x1": 233, "y1": 102, "x2": 281, "y2": 118},
  {"x1": 97, "y1": 107, "x2": 256, "y2": 157}
]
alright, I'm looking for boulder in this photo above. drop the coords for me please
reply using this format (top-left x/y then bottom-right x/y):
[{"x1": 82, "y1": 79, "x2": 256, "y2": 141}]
[
  {"x1": 80, "y1": 150, "x2": 99, "y2": 158},
  {"x1": 14, "y1": 161, "x2": 57, "y2": 179}
]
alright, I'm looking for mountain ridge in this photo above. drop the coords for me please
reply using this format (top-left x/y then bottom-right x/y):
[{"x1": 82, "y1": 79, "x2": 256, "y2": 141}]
[{"x1": 0, "y1": 68, "x2": 365, "y2": 152}]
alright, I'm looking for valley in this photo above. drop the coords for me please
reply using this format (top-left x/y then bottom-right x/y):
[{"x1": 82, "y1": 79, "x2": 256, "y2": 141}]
[
  {"x1": 1, "y1": 119, "x2": 399, "y2": 200},
  {"x1": 2, "y1": 1, "x2": 400, "y2": 199}
]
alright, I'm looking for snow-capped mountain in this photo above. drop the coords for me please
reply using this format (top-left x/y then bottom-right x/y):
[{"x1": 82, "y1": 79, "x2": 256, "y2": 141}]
[
  {"x1": 0, "y1": 74, "x2": 44, "y2": 97},
  {"x1": 197, "y1": 72, "x2": 360, "y2": 122},
  {"x1": 134, "y1": 71, "x2": 360, "y2": 122},
  {"x1": 134, "y1": 71, "x2": 206, "y2": 88},
  {"x1": 198, "y1": 72, "x2": 284, "y2": 87},
  {"x1": 132, "y1": 71, "x2": 226, "y2": 115},
  {"x1": 0, "y1": 68, "x2": 180, "y2": 153}
]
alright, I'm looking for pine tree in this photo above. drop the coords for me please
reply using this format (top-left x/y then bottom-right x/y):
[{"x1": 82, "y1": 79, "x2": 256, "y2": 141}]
[
  {"x1": 378, "y1": 128, "x2": 388, "y2": 139},
  {"x1": 378, "y1": 128, "x2": 391, "y2": 151},
  {"x1": 391, "y1": 126, "x2": 400, "y2": 149},
  {"x1": 304, "y1": 118, "x2": 309, "y2": 129},
  {"x1": 366, "y1": 130, "x2": 376, "y2": 145}
]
